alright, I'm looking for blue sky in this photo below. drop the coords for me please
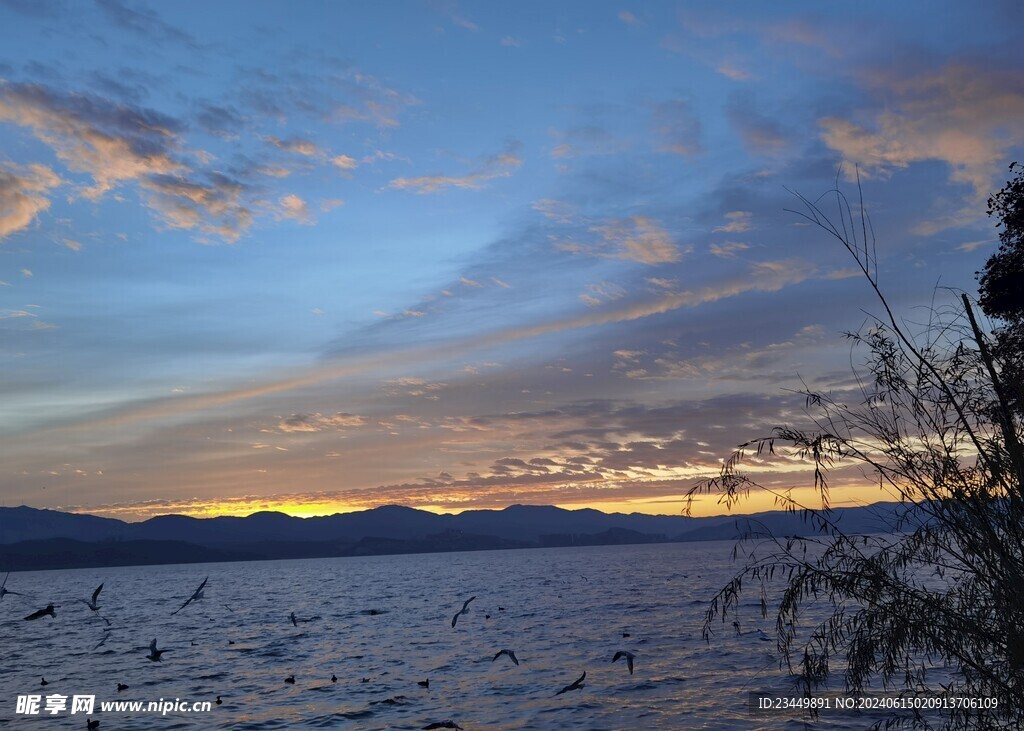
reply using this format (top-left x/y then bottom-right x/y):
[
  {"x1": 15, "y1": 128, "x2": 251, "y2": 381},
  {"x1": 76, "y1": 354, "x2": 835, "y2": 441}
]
[{"x1": 1, "y1": 0, "x2": 1022, "y2": 519}]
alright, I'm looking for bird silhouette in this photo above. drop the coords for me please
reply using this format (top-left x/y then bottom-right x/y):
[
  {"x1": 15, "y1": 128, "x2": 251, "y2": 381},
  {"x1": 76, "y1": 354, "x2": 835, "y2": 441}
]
[
  {"x1": 24, "y1": 604, "x2": 58, "y2": 621},
  {"x1": 40, "y1": 677, "x2": 48, "y2": 686},
  {"x1": 554, "y1": 671, "x2": 586, "y2": 696},
  {"x1": 331, "y1": 674, "x2": 337, "y2": 683},
  {"x1": 423, "y1": 722, "x2": 463, "y2": 730},
  {"x1": 417, "y1": 678, "x2": 430, "y2": 688},
  {"x1": 146, "y1": 639, "x2": 166, "y2": 662},
  {"x1": 0, "y1": 573, "x2": 25, "y2": 600},
  {"x1": 171, "y1": 577, "x2": 208, "y2": 616},
  {"x1": 86, "y1": 719, "x2": 100, "y2": 730},
  {"x1": 117, "y1": 683, "x2": 128, "y2": 692},
  {"x1": 612, "y1": 650, "x2": 635, "y2": 674},
  {"x1": 285, "y1": 675, "x2": 295, "y2": 685},
  {"x1": 80, "y1": 583, "x2": 104, "y2": 612},
  {"x1": 492, "y1": 649, "x2": 519, "y2": 666},
  {"x1": 215, "y1": 696, "x2": 223, "y2": 705},
  {"x1": 451, "y1": 596, "x2": 476, "y2": 628}
]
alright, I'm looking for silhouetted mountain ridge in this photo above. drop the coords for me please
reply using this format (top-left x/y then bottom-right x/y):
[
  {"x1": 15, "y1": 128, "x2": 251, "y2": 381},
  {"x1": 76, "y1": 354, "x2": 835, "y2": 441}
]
[{"x1": 0, "y1": 502, "x2": 913, "y2": 571}]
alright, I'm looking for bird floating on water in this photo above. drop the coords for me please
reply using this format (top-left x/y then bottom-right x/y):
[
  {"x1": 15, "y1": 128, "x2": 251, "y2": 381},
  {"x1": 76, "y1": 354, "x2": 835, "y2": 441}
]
[
  {"x1": 417, "y1": 678, "x2": 430, "y2": 688},
  {"x1": 171, "y1": 577, "x2": 208, "y2": 616},
  {"x1": 423, "y1": 722, "x2": 463, "y2": 730},
  {"x1": 612, "y1": 651, "x2": 635, "y2": 674},
  {"x1": 285, "y1": 675, "x2": 295, "y2": 685},
  {"x1": 331, "y1": 674, "x2": 337, "y2": 683},
  {"x1": 555, "y1": 671, "x2": 586, "y2": 696},
  {"x1": 86, "y1": 718, "x2": 100, "y2": 730},
  {"x1": 24, "y1": 604, "x2": 58, "y2": 621},
  {"x1": 215, "y1": 696, "x2": 223, "y2": 705},
  {"x1": 146, "y1": 639, "x2": 166, "y2": 662},
  {"x1": 80, "y1": 583, "x2": 103, "y2": 612},
  {"x1": 492, "y1": 649, "x2": 519, "y2": 666},
  {"x1": 40, "y1": 677, "x2": 48, "y2": 686},
  {"x1": 117, "y1": 683, "x2": 128, "y2": 692},
  {"x1": 451, "y1": 596, "x2": 476, "y2": 628}
]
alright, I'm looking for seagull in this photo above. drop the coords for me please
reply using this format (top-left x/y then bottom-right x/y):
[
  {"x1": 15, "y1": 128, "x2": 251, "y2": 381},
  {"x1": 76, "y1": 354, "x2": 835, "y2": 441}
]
[
  {"x1": 492, "y1": 649, "x2": 519, "y2": 666},
  {"x1": 451, "y1": 596, "x2": 476, "y2": 628},
  {"x1": 285, "y1": 675, "x2": 295, "y2": 685},
  {"x1": 24, "y1": 604, "x2": 58, "y2": 620},
  {"x1": 117, "y1": 683, "x2": 128, "y2": 692},
  {"x1": 80, "y1": 583, "x2": 104, "y2": 611},
  {"x1": 171, "y1": 577, "x2": 208, "y2": 615},
  {"x1": 555, "y1": 671, "x2": 586, "y2": 696},
  {"x1": 86, "y1": 719, "x2": 100, "y2": 730},
  {"x1": 93, "y1": 631, "x2": 111, "y2": 650},
  {"x1": 146, "y1": 639, "x2": 167, "y2": 662},
  {"x1": 612, "y1": 651, "x2": 635, "y2": 674},
  {"x1": 0, "y1": 573, "x2": 24, "y2": 600}
]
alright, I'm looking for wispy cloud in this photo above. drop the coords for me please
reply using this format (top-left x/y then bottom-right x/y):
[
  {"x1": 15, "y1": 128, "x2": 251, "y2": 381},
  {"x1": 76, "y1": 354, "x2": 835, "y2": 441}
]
[
  {"x1": 388, "y1": 143, "x2": 522, "y2": 194},
  {"x1": 0, "y1": 163, "x2": 61, "y2": 239}
]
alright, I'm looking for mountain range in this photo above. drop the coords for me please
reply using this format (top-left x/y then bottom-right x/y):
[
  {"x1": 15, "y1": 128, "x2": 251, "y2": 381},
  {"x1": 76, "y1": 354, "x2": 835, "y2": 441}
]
[{"x1": 0, "y1": 502, "x2": 910, "y2": 572}]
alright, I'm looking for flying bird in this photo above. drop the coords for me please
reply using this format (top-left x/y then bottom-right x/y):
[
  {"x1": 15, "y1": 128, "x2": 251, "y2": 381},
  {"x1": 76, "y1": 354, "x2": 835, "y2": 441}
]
[
  {"x1": 80, "y1": 583, "x2": 104, "y2": 611},
  {"x1": 555, "y1": 671, "x2": 586, "y2": 696},
  {"x1": 24, "y1": 604, "x2": 58, "y2": 621},
  {"x1": 612, "y1": 651, "x2": 635, "y2": 674},
  {"x1": 451, "y1": 596, "x2": 476, "y2": 628},
  {"x1": 0, "y1": 573, "x2": 24, "y2": 600},
  {"x1": 171, "y1": 577, "x2": 208, "y2": 616},
  {"x1": 492, "y1": 649, "x2": 519, "y2": 666},
  {"x1": 146, "y1": 639, "x2": 167, "y2": 662}
]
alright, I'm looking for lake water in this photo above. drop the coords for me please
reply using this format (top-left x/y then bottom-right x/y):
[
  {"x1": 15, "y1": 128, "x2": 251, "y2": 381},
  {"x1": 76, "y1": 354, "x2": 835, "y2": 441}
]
[{"x1": 0, "y1": 541, "x2": 899, "y2": 729}]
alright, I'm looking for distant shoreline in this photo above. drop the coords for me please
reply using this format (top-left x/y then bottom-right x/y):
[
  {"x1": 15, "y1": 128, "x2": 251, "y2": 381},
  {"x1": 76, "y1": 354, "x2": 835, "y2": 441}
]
[{"x1": 0, "y1": 501, "x2": 910, "y2": 572}]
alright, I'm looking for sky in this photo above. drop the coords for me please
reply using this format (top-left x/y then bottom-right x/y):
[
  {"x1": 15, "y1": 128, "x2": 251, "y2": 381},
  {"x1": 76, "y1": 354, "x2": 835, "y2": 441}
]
[{"x1": 1, "y1": 0, "x2": 1022, "y2": 521}]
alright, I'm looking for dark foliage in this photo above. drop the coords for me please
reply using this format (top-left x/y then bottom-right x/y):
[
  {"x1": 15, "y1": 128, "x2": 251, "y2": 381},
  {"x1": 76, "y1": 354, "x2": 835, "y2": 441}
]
[{"x1": 688, "y1": 176, "x2": 1024, "y2": 729}]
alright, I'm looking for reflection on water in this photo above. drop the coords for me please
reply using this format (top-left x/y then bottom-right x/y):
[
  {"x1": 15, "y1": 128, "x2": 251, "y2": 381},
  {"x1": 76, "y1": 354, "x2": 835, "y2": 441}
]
[{"x1": 1, "y1": 542, "x2": 889, "y2": 729}]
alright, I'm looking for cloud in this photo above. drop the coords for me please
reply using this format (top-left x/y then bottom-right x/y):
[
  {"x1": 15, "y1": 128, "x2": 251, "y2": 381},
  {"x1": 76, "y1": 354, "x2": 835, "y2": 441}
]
[
  {"x1": 0, "y1": 82, "x2": 182, "y2": 199},
  {"x1": 618, "y1": 10, "x2": 641, "y2": 26},
  {"x1": 727, "y1": 93, "x2": 792, "y2": 154},
  {"x1": 560, "y1": 216, "x2": 683, "y2": 264},
  {"x1": 709, "y1": 242, "x2": 750, "y2": 259},
  {"x1": 265, "y1": 135, "x2": 322, "y2": 157},
  {"x1": 142, "y1": 172, "x2": 254, "y2": 242},
  {"x1": 0, "y1": 163, "x2": 61, "y2": 239},
  {"x1": 94, "y1": 0, "x2": 197, "y2": 47},
  {"x1": 651, "y1": 99, "x2": 702, "y2": 156},
  {"x1": 500, "y1": 36, "x2": 522, "y2": 48},
  {"x1": 713, "y1": 211, "x2": 752, "y2": 233},
  {"x1": 819, "y1": 62, "x2": 1024, "y2": 215},
  {"x1": 331, "y1": 154, "x2": 358, "y2": 171},
  {"x1": 388, "y1": 143, "x2": 522, "y2": 194},
  {"x1": 278, "y1": 194, "x2": 313, "y2": 224},
  {"x1": 277, "y1": 412, "x2": 367, "y2": 433}
]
